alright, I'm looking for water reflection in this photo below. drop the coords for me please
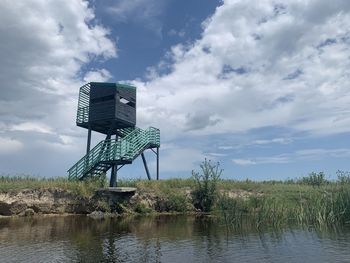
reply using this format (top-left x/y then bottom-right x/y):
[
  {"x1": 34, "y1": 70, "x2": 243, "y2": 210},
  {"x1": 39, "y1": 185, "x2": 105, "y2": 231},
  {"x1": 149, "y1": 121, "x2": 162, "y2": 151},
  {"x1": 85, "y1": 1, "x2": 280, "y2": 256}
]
[{"x1": 0, "y1": 215, "x2": 350, "y2": 262}]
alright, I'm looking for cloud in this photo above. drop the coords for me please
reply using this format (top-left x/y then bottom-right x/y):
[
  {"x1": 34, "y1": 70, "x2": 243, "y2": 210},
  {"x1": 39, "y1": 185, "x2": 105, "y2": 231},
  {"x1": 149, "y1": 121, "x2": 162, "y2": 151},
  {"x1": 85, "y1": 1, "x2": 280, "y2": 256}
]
[
  {"x1": 134, "y1": 0, "x2": 350, "y2": 140},
  {"x1": 106, "y1": 0, "x2": 168, "y2": 36},
  {"x1": 232, "y1": 148, "x2": 350, "y2": 166},
  {"x1": 232, "y1": 159, "x2": 256, "y2": 166},
  {"x1": 124, "y1": 0, "x2": 350, "y2": 173},
  {"x1": 157, "y1": 146, "x2": 204, "y2": 173},
  {"x1": 253, "y1": 138, "x2": 292, "y2": 145},
  {"x1": 10, "y1": 122, "x2": 53, "y2": 134},
  {"x1": 83, "y1": 69, "x2": 112, "y2": 83},
  {"x1": 218, "y1": 137, "x2": 293, "y2": 151},
  {"x1": 206, "y1": 152, "x2": 227, "y2": 157},
  {"x1": 168, "y1": 29, "x2": 185, "y2": 38},
  {"x1": 0, "y1": 0, "x2": 116, "y2": 175},
  {"x1": 0, "y1": 137, "x2": 23, "y2": 154}
]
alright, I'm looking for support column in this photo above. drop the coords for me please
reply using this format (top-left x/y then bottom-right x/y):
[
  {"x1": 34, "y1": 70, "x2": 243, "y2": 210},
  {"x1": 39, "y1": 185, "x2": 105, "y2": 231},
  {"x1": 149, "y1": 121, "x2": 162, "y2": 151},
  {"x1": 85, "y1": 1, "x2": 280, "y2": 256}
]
[
  {"x1": 156, "y1": 147, "x2": 159, "y2": 180},
  {"x1": 86, "y1": 127, "x2": 92, "y2": 154},
  {"x1": 110, "y1": 163, "x2": 117, "y2": 187},
  {"x1": 141, "y1": 152, "x2": 151, "y2": 180},
  {"x1": 85, "y1": 127, "x2": 92, "y2": 168},
  {"x1": 109, "y1": 134, "x2": 118, "y2": 187}
]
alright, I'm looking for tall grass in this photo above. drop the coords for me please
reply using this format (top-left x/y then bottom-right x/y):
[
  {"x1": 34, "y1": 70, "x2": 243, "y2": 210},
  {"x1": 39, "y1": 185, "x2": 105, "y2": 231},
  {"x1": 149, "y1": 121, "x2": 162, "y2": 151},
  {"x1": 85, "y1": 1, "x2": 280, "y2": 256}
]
[
  {"x1": 0, "y1": 175, "x2": 105, "y2": 197},
  {"x1": 217, "y1": 184, "x2": 350, "y2": 230}
]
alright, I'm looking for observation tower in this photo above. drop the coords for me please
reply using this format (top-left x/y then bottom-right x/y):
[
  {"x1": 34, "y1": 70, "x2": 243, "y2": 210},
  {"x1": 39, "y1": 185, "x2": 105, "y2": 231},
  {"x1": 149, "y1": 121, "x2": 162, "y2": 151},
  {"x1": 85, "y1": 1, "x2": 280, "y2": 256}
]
[{"x1": 68, "y1": 82, "x2": 160, "y2": 187}]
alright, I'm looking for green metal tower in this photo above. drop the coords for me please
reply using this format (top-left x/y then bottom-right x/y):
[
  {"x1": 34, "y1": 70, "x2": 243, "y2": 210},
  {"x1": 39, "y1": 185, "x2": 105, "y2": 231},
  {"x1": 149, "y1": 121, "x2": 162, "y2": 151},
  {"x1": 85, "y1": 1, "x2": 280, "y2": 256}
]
[{"x1": 68, "y1": 82, "x2": 160, "y2": 186}]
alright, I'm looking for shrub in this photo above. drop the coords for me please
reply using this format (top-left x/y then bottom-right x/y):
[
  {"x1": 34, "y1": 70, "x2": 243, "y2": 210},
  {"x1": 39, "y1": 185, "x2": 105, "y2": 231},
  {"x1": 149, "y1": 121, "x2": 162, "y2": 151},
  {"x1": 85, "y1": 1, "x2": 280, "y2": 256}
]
[
  {"x1": 134, "y1": 203, "x2": 152, "y2": 214},
  {"x1": 191, "y1": 159, "x2": 222, "y2": 212},
  {"x1": 166, "y1": 192, "x2": 190, "y2": 213},
  {"x1": 299, "y1": 172, "x2": 328, "y2": 187},
  {"x1": 337, "y1": 170, "x2": 350, "y2": 185}
]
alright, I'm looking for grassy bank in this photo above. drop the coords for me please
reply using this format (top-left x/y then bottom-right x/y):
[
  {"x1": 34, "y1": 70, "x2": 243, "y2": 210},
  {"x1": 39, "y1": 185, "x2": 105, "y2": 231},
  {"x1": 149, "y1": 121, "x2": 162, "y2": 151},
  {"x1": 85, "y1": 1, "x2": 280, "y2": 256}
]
[
  {"x1": 2, "y1": 166, "x2": 350, "y2": 229},
  {"x1": 0, "y1": 176, "x2": 102, "y2": 197}
]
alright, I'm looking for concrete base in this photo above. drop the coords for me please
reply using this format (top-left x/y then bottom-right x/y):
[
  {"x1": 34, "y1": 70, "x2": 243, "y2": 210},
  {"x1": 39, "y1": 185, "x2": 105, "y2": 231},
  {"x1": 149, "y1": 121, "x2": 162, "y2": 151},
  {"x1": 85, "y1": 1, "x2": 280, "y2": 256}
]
[
  {"x1": 95, "y1": 187, "x2": 136, "y2": 212},
  {"x1": 98, "y1": 187, "x2": 137, "y2": 193}
]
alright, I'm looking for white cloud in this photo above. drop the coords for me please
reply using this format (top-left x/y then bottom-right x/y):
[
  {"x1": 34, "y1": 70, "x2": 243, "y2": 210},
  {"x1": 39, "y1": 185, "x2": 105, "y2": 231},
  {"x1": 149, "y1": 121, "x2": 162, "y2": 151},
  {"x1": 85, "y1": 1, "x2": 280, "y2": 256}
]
[
  {"x1": 253, "y1": 138, "x2": 292, "y2": 145},
  {"x1": 168, "y1": 29, "x2": 185, "y2": 38},
  {"x1": 218, "y1": 137, "x2": 293, "y2": 151},
  {"x1": 134, "y1": 0, "x2": 350, "y2": 140},
  {"x1": 10, "y1": 122, "x2": 53, "y2": 134},
  {"x1": 158, "y1": 147, "x2": 204, "y2": 173},
  {"x1": 232, "y1": 148, "x2": 350, "y2": 166},
  {"x1": 0, "y1": 137, "x2": 23, "y2": 154},
  {"x1": 106, "y1": 0, "x2": 167, "y2": 36},
  {"x1": 83, "y1": 69, "x2": 112, "y2": 83},
  {"x1": 232, "y1": 159, "x2": 256, "y2": 166},
  {"x1": 126, "y1": 0, "x2": 350, "y2": 173},
  {"x1": 206, "y1": 152, "x2": 227, "y2": 157},
  {"x1": 0, "y1": 0, "x2": 116, "y2": 175}
]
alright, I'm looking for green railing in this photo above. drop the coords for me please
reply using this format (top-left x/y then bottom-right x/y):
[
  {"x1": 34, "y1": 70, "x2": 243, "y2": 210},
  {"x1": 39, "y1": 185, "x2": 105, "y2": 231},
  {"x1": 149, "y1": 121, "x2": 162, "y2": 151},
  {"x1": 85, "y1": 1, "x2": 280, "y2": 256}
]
[
  {"x1": 68, "y1": 127, "x2": 160, "y2": 180},
  {"x1": 76, "y1": 83, "x2": 90, "y2": 124},
  {"x1": 77, "y1": 106, "x2": 89, "y2": 124}
]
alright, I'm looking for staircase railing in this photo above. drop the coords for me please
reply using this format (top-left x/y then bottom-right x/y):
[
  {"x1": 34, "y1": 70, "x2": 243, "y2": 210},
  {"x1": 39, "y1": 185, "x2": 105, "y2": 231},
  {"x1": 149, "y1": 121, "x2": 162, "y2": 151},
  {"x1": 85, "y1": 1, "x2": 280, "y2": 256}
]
[
  {"x1": 68, "y1": 138, "x2": 120, "y2": 180},
  {"x1": 68, "y1": 126, "x2": 160, "y2": 180}
]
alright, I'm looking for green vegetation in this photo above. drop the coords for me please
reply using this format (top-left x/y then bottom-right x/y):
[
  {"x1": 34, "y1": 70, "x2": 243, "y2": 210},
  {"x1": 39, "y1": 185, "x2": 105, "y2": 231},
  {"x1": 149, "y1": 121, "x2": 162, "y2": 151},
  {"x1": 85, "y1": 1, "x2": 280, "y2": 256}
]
[
  {"x1": 0, "y1": 175, "x2": 106, "y2": 197},
  {"x1": 216, "y1": 171, "x2": 350, "y2": 229},
  {"x1": 297, "y1": 171, "x2": 327, "y2": 186},
  {"x1": 217, "y1": 184, "x2": 350, "y2": 229},
  {"x1": 191, "y1": 159, "x2": 222, "y2": 212},
  {"x1": 134, "y1": 203, "x2": 153, "y2": 214},
  {"x1": 3, "y1": 167, "x2": 350, "y2": 229}
]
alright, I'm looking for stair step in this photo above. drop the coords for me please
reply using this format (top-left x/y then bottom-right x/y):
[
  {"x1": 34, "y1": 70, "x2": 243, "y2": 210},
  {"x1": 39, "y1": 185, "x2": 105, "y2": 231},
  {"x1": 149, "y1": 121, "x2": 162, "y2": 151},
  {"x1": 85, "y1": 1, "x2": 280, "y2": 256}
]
[{"x1": 68, "y1": 126, "x2": 160, "y2": 180}]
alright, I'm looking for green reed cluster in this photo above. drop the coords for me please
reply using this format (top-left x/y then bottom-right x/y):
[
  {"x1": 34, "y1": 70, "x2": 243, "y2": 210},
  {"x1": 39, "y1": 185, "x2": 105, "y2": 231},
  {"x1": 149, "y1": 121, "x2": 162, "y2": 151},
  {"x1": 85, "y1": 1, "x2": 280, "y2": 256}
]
[{"x1": 217, "y1": 184, "x2": 350, "y2": 230}]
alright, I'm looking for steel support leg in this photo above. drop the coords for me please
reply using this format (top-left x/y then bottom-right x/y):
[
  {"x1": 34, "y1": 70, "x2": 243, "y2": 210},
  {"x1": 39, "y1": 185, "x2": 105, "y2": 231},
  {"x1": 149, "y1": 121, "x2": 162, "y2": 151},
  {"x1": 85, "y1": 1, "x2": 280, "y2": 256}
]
[
  {"x1": 110, "y1": 163, "x2": 117, "y2": 187},
  {"x1": 141, "y1": 153, "x2": 151, "y2": 180},
  {"x1": 156, "y1": 147, "x2": 159, "y2": 180},
  {"x1": 86, "y1": 127, "x2": 92, "y2": 154},
  {"x1": 85, "y1": 127, "x2": 92, "y2": 169}
]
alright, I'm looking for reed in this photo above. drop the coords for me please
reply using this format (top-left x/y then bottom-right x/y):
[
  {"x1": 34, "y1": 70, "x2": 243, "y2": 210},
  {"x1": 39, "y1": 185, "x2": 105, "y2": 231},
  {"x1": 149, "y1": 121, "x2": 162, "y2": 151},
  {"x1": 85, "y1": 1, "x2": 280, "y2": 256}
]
[{"x1": 216, "y1": 184, "x2": 350, "y2": 229}]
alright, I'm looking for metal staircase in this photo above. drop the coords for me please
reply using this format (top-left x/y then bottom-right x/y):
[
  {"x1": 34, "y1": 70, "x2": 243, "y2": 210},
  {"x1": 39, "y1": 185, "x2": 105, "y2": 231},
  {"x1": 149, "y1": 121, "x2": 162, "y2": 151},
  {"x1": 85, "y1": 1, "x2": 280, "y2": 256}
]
[{"x1": 68, "y1": 126, "x2": 160, "y2": 180}]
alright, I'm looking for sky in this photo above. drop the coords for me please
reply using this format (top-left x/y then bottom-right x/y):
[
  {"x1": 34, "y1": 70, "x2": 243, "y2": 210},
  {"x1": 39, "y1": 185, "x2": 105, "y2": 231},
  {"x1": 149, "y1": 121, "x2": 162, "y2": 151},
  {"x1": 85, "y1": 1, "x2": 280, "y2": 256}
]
[{"x1": 1, "y1": 0, "x2": 350, "y2": 181}]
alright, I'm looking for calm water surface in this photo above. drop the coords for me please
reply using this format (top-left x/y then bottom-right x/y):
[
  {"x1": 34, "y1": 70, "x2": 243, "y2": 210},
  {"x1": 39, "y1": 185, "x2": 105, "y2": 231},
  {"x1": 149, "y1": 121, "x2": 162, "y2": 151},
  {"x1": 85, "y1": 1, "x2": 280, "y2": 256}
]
[{"x1": 0, "y1": 215, "x2": 350, "y2": 262}]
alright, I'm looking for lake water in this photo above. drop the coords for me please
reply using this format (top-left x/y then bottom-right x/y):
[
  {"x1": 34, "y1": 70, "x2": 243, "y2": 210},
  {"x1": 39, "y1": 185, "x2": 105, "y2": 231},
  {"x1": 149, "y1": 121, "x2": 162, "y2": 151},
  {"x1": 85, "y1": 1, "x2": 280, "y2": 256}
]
[{"x1": 0, "y1": 215, "x2": 350, "y2": 262}]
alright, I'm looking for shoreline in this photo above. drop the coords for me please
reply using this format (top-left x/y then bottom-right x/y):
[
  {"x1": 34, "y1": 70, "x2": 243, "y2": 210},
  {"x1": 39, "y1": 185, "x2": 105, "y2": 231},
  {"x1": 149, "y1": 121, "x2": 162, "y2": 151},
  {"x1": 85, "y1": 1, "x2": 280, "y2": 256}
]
[
  {"x1": 0, "y1": 209, "x2": 208, "y2": 219},
  {"x1": 2, "y1": 177, "x2": 350, "y2": 228},
  {"x1": 0, "y1": 186, "x2": 206, "y2": 217}
]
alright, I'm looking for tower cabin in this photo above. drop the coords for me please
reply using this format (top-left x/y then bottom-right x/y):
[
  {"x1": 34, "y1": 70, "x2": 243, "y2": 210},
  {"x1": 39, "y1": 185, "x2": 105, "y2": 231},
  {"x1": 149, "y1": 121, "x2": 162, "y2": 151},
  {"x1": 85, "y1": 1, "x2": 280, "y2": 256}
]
[{"x1": 77, "y1": 82, "x2": 136, "y2": 134}]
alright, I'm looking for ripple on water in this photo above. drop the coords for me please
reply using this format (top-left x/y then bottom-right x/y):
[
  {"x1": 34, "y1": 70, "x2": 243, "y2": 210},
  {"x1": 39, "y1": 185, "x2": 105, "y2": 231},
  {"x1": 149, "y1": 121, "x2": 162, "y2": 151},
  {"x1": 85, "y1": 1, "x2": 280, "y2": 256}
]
[{"x1": 1, "y1": 216, "x2": 350, "y2": 263}]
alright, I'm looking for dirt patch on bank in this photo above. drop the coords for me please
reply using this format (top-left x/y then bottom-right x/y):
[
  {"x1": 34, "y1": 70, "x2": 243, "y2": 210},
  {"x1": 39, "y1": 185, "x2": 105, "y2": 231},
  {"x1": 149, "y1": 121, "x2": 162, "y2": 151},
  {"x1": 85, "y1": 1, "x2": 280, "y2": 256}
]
[{"x1": 0, "y1": 188, "x2": 97, "y2": 216}]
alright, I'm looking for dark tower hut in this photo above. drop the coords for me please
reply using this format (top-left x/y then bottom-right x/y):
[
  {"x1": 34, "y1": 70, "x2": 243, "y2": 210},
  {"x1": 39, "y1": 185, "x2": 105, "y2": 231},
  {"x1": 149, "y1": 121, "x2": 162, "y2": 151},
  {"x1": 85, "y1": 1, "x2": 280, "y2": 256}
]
[{"x1": 68, "y1": 82, "x2": 160, "y2": 187}]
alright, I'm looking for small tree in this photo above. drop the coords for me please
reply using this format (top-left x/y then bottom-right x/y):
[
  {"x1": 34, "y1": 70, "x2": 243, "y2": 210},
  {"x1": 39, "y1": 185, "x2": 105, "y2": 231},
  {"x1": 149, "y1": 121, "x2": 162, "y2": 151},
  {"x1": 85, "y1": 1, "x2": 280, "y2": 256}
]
[
  {"x1": 191, "y1": 159, "x2": 222, "y2": 212},
  {"x1": 299, "y1": 172, "x2": 327, "y2": 187}
]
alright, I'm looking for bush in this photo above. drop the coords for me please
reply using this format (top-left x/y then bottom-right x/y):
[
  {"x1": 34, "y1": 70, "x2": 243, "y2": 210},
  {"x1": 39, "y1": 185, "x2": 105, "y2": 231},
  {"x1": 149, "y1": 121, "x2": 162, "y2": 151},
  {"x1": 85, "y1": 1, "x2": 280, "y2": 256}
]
[
  {"x1": 134, "y1": 203, "x2": 152, "y2": 214},
  {"x1": 299, "y1": 172, "x2": 328, "y2": 187},
  {"x1": 337, "y1": 170, "x2": 350, "y2": 185},
  {"x1": 166, "y1": 192, "x2": 190, "y2": 213},
  {"x1": 191, "y1": 159, "x2": 222, "y2": 212}
]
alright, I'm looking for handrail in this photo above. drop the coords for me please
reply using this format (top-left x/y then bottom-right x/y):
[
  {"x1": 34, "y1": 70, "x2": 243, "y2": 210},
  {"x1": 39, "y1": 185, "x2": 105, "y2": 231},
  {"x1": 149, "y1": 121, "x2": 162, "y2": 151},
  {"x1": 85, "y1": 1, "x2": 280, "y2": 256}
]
[{"x1": 68, "y1": 126, "x2": 160, "y2": 180}]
